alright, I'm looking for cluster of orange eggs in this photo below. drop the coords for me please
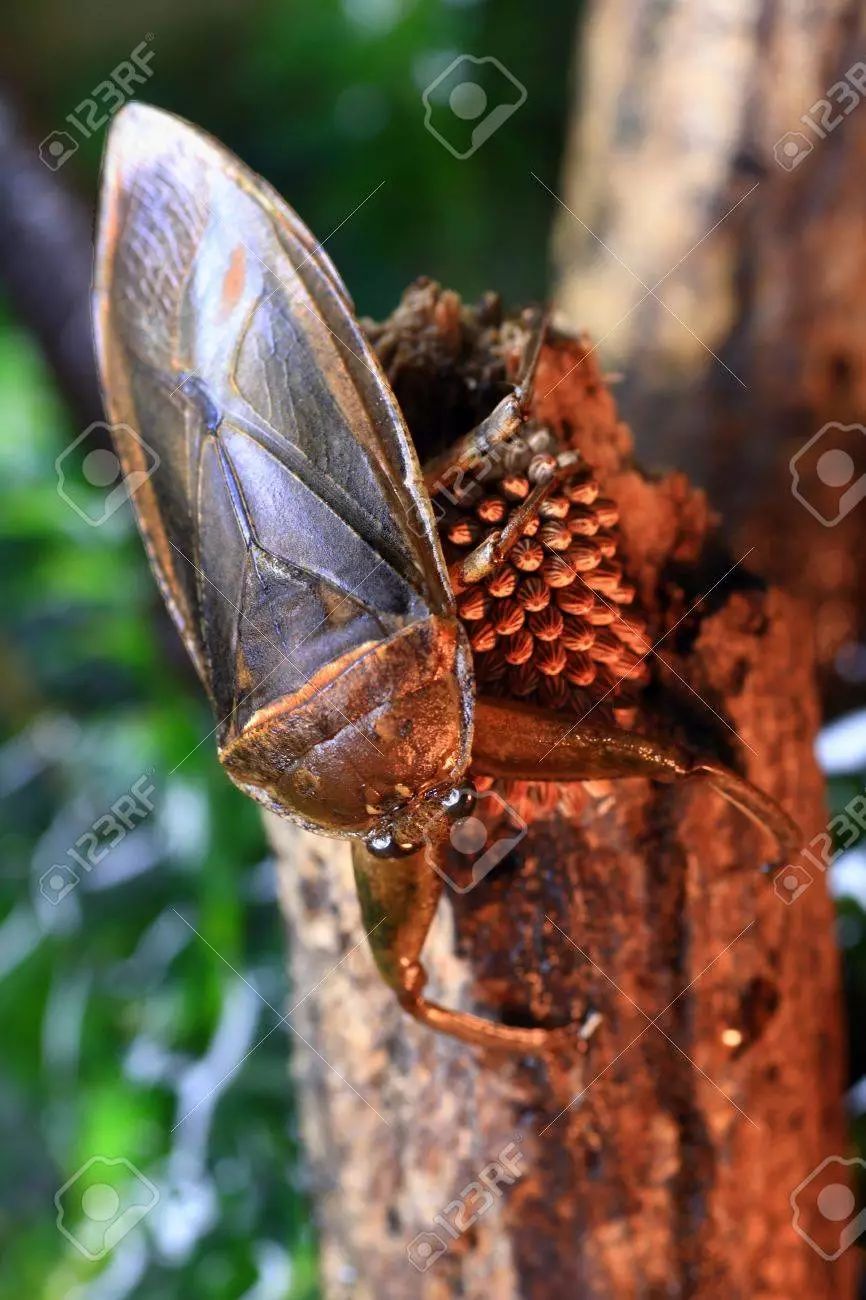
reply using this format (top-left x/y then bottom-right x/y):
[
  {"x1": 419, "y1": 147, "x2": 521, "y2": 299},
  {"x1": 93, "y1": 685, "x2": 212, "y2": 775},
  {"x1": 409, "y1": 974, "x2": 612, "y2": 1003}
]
[{"x1": 435, "y1": 424, "x2": 650, "y2": 726}]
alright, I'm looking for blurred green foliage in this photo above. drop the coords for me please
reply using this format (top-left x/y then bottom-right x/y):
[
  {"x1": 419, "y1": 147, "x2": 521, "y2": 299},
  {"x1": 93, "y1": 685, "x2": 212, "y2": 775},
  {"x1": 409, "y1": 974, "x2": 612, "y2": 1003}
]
[
  {"x1": 0, "y1": 297, "x2": 315, "y2": 1298},
  {"x1": 1, "y1": 1, "x2": 865, "y2": 1297},
  {"x1": 0, "y1": 2, "x2": 577, "y2": 1296}
]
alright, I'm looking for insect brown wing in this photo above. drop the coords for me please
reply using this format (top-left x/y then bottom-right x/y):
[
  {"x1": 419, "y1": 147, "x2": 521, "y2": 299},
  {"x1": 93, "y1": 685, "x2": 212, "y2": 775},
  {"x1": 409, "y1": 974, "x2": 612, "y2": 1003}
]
[
  {"x1": 94, "y1": 105, "x2": 455, "y2": 702},
  {"x1": 93, "y1": 104, "x2": 461, "y2": 756}
]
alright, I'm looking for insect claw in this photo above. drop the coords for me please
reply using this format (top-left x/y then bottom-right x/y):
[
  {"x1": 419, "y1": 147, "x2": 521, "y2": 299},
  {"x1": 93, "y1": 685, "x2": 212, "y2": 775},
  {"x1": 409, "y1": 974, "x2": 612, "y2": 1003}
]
[
  {"x1": 578, "y1": 1008, "x2": 603, "y2": 1042},
  {"x1": 690, "y1": 760, "x2": 803, "y2": 869}
]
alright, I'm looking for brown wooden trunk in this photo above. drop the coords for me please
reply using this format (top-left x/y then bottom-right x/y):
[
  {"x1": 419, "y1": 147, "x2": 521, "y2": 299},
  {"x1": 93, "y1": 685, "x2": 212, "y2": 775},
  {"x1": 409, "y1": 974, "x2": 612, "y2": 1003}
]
[
  {"x1": 268, "y1": 289, "x2": 850, "y2": 1298},
  {"x1": 552, "y1": 0, "x2": 866, "y2": 716}
]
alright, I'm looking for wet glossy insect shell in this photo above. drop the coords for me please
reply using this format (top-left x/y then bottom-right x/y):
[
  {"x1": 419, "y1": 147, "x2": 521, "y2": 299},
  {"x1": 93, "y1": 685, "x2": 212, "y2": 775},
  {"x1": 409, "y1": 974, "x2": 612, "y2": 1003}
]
[{"x1": 93, "y1": 104, "x2": 474, "y2": 841}]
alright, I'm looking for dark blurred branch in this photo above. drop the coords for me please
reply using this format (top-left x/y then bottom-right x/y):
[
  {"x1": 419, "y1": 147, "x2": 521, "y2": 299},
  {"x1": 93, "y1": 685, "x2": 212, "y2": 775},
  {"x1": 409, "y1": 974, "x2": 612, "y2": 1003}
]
[{"x1": 0, "y1": 89, "x2": 100, "y2": 426}]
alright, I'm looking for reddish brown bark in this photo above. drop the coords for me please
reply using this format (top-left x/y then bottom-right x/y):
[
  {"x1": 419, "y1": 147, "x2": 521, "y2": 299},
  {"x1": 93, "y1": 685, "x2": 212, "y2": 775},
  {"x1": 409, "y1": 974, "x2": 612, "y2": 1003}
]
[{"x1": 269, "y1": 286, "x2": 850, "y2": 1298}]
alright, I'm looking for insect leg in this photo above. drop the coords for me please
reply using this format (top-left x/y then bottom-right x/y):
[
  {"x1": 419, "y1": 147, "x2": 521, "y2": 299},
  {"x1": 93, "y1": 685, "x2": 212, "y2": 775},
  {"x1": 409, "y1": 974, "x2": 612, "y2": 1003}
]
[
  {"x1": 512, "y1": 307, "x2": 549, "y2": 407},
  {"x1": 351, "y1": 836, "x2": 586, "y2": 1052},
  {"x1": 450, "y1": 452, "x2": 581, "y2": 593},
  {"x1": 471, "y1": 695, "x2": 803, "y2": 867},
  {"x1": 423, "y1": 310, "x2": 549, "y2": 494},
  {"x1": 423, "y1": 392, "x2": 523, "y2": 495}
]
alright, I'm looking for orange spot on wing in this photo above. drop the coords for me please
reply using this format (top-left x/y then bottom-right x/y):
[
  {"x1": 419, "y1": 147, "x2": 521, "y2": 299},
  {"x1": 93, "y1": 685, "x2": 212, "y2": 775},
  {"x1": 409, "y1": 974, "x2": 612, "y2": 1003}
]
[{"x1": 221, "y1": 246, "x2": 246, "y2": 316}]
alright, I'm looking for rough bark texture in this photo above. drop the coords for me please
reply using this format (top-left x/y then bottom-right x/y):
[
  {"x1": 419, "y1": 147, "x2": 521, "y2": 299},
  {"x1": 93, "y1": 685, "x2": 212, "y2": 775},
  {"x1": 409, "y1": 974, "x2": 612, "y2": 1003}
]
[
  {"x1": 552, "y1": 0, "x2": 866, "y2": 716},
  {"x1": 269, "y1": 286, "x2": 850, "y2": 1298}
]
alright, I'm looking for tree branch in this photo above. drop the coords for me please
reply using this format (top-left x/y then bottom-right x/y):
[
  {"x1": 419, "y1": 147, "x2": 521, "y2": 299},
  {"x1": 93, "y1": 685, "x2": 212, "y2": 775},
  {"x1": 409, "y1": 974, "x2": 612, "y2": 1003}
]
[{"x1": 0, "y1": 88, "x2": 101, "y2": 426}]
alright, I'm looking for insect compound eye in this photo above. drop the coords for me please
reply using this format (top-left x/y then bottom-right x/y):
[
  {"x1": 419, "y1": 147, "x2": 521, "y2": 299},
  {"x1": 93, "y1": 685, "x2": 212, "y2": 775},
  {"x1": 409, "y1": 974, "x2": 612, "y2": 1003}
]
[
  {"x1": 365, "y1": 828, "x2": 422, "y2": 859},
  {"x1": 440, "y1": 780, "x2": 477, "y2": 820}
]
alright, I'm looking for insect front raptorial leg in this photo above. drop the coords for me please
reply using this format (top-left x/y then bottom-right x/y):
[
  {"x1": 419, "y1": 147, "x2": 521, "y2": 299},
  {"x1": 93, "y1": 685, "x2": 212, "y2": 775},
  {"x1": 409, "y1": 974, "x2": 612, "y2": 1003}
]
[
  {"x1": 471, "y1": 696, "x2": 803, "y2": 867},
  {"x1": 422, "y1": 310, "x2": 548, "y2": 495},
  {"x1": 449, "y1": 453, "x2": 581, "y2": 594},
  {"x1": 351, "y1": 835, "x2": 587, "y2": 1052}
]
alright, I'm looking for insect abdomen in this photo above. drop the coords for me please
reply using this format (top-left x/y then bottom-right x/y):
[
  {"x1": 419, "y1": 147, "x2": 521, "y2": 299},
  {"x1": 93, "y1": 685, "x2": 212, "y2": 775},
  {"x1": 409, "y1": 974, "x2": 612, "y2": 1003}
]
[{"x1": 220, "y1": 615, "x2": 473, "y2": 836}]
